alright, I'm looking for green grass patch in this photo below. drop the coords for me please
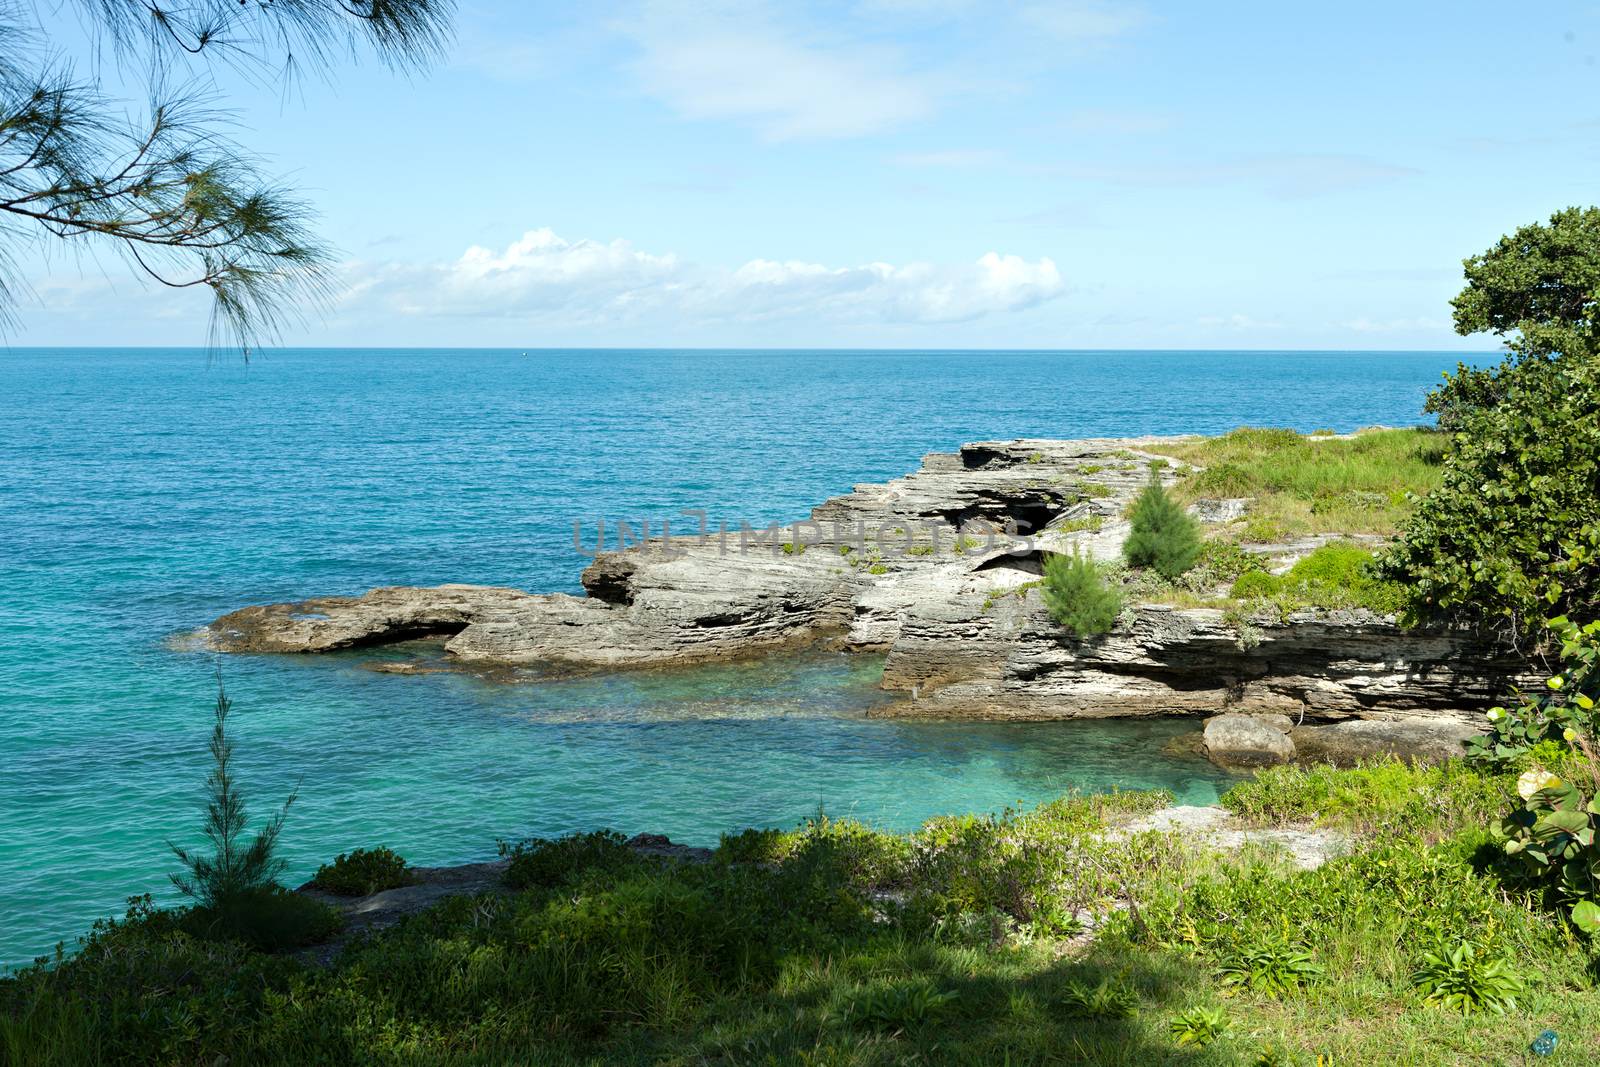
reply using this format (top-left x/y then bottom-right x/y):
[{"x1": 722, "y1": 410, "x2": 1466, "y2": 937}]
[
  {"x1": 1228, "y1": 542, "x2": 1407, "y2": 615},
  {"x1": 1161, "y1": 426, "x2": 1446, "y2": 537}
]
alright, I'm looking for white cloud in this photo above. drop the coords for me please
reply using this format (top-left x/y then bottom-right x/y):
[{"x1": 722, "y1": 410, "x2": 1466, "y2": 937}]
[
  {"x1": 620, "y1": 1, "x2": 935, "y2": 139},
  {"x1": 344, "y1": 228, "x2": 1064, "y2": 327}
]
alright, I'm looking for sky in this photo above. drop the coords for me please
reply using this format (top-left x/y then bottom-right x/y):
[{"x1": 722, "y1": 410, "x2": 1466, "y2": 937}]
[{"x1": 8, "y1": 1, "x2": 1600, "y2": 349}]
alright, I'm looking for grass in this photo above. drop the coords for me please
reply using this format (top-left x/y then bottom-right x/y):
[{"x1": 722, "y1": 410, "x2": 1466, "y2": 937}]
[
  {"x1": 11, "y1": 760, "x2": 1600, "y2": 1065},
  {"x1": 1159, "y1": 426, "x2": 1446, "y2": 538}
]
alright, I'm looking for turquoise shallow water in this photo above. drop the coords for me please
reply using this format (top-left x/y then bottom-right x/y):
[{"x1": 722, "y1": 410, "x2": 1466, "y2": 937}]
[{"x1": 0, "y1": 347, "x2": 1473, "y2": 967}]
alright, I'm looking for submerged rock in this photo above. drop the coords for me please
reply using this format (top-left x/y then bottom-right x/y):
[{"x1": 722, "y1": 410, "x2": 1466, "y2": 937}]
[{"x1": 1203, "y1": 713, "x2": 1296, "y2": 768}]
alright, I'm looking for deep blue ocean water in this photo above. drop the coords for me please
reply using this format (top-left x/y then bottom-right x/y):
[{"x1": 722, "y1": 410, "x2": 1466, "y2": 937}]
[{"x1": 0, "y1": 347, "x2": 1476, "y2": 967}]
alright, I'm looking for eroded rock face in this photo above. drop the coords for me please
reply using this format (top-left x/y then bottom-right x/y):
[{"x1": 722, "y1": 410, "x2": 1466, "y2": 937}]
[
  {"x1": 1203, "y1": 713, "x2": 1296, "y2": 768},
  {"x1": 205, "y1": 585, "x2": 539, "y2": 653},
  {"x1": 877, "y1": 599, "x2": 1528, "y2": 721},
  {"x1": 198, "y1": 435, "x2": 1528, "y2": 736}
]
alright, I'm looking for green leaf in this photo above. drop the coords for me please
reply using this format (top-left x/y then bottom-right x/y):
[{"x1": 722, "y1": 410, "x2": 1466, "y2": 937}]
[{"x1": 1572, "y1": 899, "x2": 1600, "y2": 935}]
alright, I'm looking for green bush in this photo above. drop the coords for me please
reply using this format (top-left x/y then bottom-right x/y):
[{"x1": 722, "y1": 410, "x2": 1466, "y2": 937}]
[
  {"x1": 1380, "y1": 209, "x2": 1600, "y2": 635},
  {"x1": 1230, "y1": 569, "x2": 1280, "y2": 600},
  {"x1": 1041, "y1": 549, "x2": 1122, "y2": 637},
  {"x1": 1410, "y1": 941, "x2": 1525, "y2": 1015},
  {"x1": 1169, "y1": 1005, "x2": 1230, "y2": 1047},
  {"x1": 1215, "y1": 943, "x2": 1322, "y2": 998},
  {"x1": 1220, "y1": 758, "x2": 1506, "y2": 836},
  {"x1": 844, "y1": 978, "x2": 958, "y2": 1030},
  {"x1": 1194, "y1": 538, "x2": 1267, "y2": 584},
  {"x1": 498, "y1": 829, "x2": 640, "y2": 890},
  {"x1": 180, "y1": 885, "x2": 342, "y2": 952},
  {"x1": 1124, "y1": 475, "x2": 1201, "y2": 579},
  {"x1": 310, "y1": 846, "x2": 417, "y2": 896},
  {"x1": 1059, "y1": 976, "x2": 1139, "y2": 1019},
  {"x1": 1469, "y1": 616, "x2": 1600, "y2": 767}
]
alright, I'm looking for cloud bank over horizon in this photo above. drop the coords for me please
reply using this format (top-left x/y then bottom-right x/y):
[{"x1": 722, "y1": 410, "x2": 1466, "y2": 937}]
[{"x1": 343, "y1": 228, "x2": 1066, "y2": 327}]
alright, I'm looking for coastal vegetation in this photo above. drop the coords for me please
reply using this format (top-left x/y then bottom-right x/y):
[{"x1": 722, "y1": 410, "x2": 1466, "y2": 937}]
[
  {"x1": 0, "y1": 1, "x2": 453, "y2": 349},
  {"x1": 1378, "y1": 210, "x2": 1600, "y2": 637},
  {"x1": 1041, "y1": 549, "x2": 1123, "y2": 637},
  {"x1": 1123, "y1": 475, "x2": 1201, "y2": 580},
  {"x1": 310, "y1": 848, "x2": 418, "y2": 897},
  {"x1": 1163, "y1": 426, "x2": 1446, "y2": 540},
  {"x1": 11, "y1": 741, "x2": 1600, "y2": 1064}
]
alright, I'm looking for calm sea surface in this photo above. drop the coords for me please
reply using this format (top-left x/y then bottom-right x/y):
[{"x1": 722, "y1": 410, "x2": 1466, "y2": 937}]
[{"x1": 0, "y1": 347, "x2": 1476, "y2": 966}]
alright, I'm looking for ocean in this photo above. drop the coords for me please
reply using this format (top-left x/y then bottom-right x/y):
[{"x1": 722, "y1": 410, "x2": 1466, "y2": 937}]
[{"x1": 0, "y1": 346, "x2": 1476, "y2": 966}]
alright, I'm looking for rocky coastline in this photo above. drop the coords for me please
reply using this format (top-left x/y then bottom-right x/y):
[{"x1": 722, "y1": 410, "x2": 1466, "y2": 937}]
[{"x1": 200, "y1": 434, "x2": 1531, "y2": 767}]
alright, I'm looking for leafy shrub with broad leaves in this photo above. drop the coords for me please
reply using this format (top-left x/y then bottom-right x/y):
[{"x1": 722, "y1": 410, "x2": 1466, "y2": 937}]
[
  {"x1": 1041, "y1": 549, "x2": 1123, "y2": 638},
  {"x1": 1494, "y1": 766, "x2": 1600, "y2": 934},
  {"x1": 1059, "y1": 977, "x2": 1138, "y2": 1019},
  {"x1": 1409, "y1": 941, "x2": 1525, "y2": 1015},
  {"x1": 1215, "y1": 943, "x2": 1322, "y2": 998},
  {"x1": 1124, "y1": 475, "x2": 1201, "y2": 579},
  {"x1": 1169, "y1": 1006, "x2": 1231, "y2": 1047},
  {"x1": 310, "y1": 846, "x2": 416, "y2": 896},
  {"x1": 844, "y1": 978, "x2": 958, "y2": 1031},
  {"x1": 1469, "y1": 616, "x2": 1600, "y2": 767}
]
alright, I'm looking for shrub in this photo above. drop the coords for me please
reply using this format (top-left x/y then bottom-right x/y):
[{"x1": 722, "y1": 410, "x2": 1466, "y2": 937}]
[
  {"x1": 1215, "y1": 943, "x2": 1322, "y2": 998},
  {"x1": 1469, "y1": 616, "x2": 1600, "y2": 767},
  {"x1": 1059, "y1": 977, "x2": 1138, "y2": 1019},
  {"x1": 1169, "y1": 1006, "x2": 1230, "y2": 1047},
  {"x1": 1221, "y1": 758, "x2": 1505, "y2": 836},
  {"x1": 715, "y1": 827, "x2": 790, "y2": 865},
  {"x1": 499, "y1": 830, "x2": 639, "y2": 890},
  {"x1": 1492, "y1": 760, "x2": 1600, "y2": 933},
  {"x1": 1193, "y1": 538, "x2": 1266, "y2": 585},
  {"x1": 1124, "y1": 475, "x2": 1201, "y2": 579},
  {"x1": 310, "y1": 846, "x2": 417, "y2": 896},
  {"x1": 1041, "y1": 549, "x2": 1122, "y2": 637},
  {"x1": 845, "y1": 978, "x2": 958, "y2": 1031},
  {"x1": 1230, "y1": 569, "x2": 1279, "y2": 600},
  {"x1": 1410, "y1": 941, "x2": 1525, "y2": 1015},
  {"x1": 180, "y1": 885, "x2": 342, "y2": 952},
  {"x1": 169, "y1": 683, "x2": 298, "y2": 910},
  {"x1": 1380, "y1": 209, "x2": 1600, "y2": 635},
  {"x1": 1229, "y1": 543, "x2": 1406, "y2": 616}
]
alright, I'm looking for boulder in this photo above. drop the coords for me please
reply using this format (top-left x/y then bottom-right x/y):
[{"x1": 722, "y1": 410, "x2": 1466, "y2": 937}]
[
  {"x1": 1203, "y1": 713, "x2": 1296, "y2": 768},
  {"x1": 1291, "y1": 718, "x2": 1483, "y2": 767}
]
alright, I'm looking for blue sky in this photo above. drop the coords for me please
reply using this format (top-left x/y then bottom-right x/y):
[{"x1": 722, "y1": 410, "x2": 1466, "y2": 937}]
[{"x1": 12, "y1": 1, "x2": 1600, "y2": 348}]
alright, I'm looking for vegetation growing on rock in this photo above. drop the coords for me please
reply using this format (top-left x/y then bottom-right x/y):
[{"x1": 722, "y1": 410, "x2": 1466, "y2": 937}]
[
  {"x1": 309, "y1": 847, "x2": 417, "y2": 897},
  {"x1": 1123, "y1": 475, "x2": 1201, "y2": 579},
  {"x1": 1041, "y1": 549, "x2": 1123, "y2": 637}
]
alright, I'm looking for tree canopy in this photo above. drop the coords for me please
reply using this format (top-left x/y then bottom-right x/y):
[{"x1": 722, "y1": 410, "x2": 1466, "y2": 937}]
[
  {"x1": 1383, "y1": 208, "x2": 1600, "y2": 640},
  {"x1": 0, "y1": 1, "x2": 453, "y2": 351}
]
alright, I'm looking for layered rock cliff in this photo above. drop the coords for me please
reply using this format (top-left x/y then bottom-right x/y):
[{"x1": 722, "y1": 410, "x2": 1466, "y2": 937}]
[{"x1": 201, "y1": 436, "x2": 1530, "y2": 726}]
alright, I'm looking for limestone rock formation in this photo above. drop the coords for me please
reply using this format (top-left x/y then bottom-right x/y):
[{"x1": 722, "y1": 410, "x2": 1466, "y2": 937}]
[
  {"x1": 1203, "y1": 713, "x2": 1296, "y2": 768},
  {"x1": 1290, "y1": 718, "x2": 1483, "y2": 766},
  {"x1": 199, "y1": 434, "x2": 1526, "y2": 740}
]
